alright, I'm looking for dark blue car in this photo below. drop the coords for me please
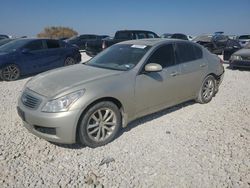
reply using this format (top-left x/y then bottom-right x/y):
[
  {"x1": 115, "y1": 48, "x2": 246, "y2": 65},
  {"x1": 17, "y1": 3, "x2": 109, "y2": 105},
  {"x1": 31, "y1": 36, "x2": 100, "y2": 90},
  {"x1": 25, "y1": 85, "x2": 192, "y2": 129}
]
[{"x1": 0, "y1": 38, "x2": 81, "y2": 81}]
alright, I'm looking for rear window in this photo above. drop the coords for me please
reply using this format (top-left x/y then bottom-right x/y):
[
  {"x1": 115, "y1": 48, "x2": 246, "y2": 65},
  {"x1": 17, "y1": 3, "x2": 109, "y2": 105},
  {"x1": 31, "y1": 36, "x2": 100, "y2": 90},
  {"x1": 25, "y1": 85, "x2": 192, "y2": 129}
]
[
  {"x1": 46, "y1": 40, "x2": 60, "y2": 49},
  {"x1": 239, "y1": 35, "x2": 250, "y2": 40},
  {"x1": 175, "y1": 42, "x2": 202, "y2": 63}
]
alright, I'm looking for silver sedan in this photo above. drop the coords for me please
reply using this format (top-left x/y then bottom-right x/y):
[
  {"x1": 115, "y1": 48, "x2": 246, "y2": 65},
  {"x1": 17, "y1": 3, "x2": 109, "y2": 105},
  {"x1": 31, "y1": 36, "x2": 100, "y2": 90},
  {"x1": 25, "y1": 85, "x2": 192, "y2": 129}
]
[{"x1": 17, "y1": 39, "x2": 224, "y2": 148}]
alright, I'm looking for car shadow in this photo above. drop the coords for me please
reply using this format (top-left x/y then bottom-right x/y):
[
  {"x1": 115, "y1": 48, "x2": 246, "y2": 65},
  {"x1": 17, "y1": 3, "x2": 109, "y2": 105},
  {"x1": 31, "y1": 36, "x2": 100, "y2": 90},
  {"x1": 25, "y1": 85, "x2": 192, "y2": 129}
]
[
  {"x1": 226, "y1": 65, "x2": 250, "y2": 71},
  {"x1": 119, "y1": 100, "x2": 195, "y2": 136},
  {"x1": 53, "y1": 100, "x2": 195, "y2": 150}
]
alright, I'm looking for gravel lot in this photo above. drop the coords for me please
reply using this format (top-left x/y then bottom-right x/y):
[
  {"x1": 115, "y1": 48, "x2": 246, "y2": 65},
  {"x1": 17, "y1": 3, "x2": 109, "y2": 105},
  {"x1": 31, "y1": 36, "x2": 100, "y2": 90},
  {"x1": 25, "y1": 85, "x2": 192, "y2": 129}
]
[{"x1": 0, "y1": 54, "x2": 249, "y2": 187}]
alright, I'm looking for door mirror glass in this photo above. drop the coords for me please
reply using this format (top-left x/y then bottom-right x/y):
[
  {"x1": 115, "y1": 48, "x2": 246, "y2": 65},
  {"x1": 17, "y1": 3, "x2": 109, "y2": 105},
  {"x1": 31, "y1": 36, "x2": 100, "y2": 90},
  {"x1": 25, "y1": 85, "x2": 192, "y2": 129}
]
[{"x1": 145, "y1": 63, "x2": 162, "y2": 72}]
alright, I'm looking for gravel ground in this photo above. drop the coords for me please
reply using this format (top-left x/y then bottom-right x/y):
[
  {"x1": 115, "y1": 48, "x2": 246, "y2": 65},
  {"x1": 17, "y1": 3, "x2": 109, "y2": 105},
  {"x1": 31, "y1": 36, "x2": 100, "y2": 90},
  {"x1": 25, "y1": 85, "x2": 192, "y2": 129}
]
[{"x1": 0, "y1": 55, "x2": 249, "y2": 187}]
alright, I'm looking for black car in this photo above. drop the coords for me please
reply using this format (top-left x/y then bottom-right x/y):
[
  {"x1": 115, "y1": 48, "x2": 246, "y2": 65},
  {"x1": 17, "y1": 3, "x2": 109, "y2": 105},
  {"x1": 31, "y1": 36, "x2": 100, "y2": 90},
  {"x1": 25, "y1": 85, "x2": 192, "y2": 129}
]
[
  {"x1": 171, "y1": 33, "x2": 188, "y2": 40},
  {"x1": 66, "y1": 34, "x2": 109, "y2": 50}
]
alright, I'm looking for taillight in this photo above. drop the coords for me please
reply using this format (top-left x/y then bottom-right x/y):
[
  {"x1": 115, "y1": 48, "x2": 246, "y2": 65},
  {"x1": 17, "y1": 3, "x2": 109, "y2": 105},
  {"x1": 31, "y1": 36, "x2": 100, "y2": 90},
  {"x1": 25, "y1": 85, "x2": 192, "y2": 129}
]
[
  {"x1": 102, "y1": 41, "x2": 106, "y2": 49},
  {"x1": 219, "y1": 58, "x2": 224, "y2": 64}
]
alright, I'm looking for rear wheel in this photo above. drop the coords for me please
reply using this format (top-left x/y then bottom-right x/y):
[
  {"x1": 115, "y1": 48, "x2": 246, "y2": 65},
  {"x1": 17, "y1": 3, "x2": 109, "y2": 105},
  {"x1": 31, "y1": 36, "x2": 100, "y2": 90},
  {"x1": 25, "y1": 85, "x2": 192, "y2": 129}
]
[
  {"x1": 0, "y1": 64, "x2": 20, "y2": 81},
  {"x1": 78, "y1": 101, "x2": 122, "y2": 148},
  {"x1": 196, "y1": 75, "x2": 216, "y2": 104},
  {"x1": 64, "y1": 57, "x2": 75, "y2": 66}
]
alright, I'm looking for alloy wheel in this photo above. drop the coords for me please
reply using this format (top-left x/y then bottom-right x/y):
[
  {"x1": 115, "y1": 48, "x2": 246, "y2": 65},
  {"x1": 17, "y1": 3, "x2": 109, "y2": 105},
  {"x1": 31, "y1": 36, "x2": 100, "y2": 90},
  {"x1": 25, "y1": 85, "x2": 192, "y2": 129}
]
[
  {"x1": 87, "y1": 108, "x2": 117, "y2": 142},
  {"x1": 1, "y1": 65, "x2": 20, "y2": 81}
]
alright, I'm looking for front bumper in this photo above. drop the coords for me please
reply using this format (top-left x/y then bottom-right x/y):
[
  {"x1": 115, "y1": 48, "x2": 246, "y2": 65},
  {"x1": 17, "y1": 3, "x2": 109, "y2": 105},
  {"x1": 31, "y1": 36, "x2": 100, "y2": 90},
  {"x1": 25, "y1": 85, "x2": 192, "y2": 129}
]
[
  {"x1": 17, "y1": 90, "x2": 81, "y2": 144},
  {"x1": 229, "y1": 60, "x2": 250, "y2": 68}
]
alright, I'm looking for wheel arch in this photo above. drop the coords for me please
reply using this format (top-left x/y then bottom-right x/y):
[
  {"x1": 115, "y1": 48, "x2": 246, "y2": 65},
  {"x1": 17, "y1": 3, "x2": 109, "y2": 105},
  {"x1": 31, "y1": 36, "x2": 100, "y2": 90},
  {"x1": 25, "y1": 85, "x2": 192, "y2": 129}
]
[{"x1": 75, "y1": 96, "x2": 126, "y2": 143}]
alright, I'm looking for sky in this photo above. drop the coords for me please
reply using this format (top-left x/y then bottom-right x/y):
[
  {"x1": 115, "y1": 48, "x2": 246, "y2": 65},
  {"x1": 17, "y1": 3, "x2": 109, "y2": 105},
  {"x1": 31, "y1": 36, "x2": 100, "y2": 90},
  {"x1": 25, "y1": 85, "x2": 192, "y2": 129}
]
[{"x1": 0, "y1": 0, "x2": 250, "y2": 37}]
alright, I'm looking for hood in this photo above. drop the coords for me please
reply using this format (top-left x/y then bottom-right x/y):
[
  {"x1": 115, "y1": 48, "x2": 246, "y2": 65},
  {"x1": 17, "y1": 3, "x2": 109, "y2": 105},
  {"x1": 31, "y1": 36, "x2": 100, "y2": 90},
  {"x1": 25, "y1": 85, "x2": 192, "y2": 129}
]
[
  {"x1": 26, "y1": 64, "x2": 121, "y2": 98},
  {"x1": 234, "y1": 49, "x2": 250, "y2": 57}
]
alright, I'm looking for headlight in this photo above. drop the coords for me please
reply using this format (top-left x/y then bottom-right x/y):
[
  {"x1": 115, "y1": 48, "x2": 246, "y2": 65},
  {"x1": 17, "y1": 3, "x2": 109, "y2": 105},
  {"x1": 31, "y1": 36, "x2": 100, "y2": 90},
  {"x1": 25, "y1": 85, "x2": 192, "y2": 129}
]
[
  {"x1": 230, "y1": 55, "x2": 242, "y2": 61},
  {"x1": 42, "y1": 89, "x2": 85, "y2": 113}
]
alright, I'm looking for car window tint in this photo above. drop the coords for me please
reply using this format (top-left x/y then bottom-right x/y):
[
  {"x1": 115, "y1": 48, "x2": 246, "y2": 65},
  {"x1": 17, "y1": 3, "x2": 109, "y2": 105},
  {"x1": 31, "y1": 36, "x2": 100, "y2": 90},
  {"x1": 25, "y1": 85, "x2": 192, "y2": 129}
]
[
  {"x1": 24, "y1": 40, "x2": 44, "y2": 51},
  {"x1": 147, "y1": 44, "x2": 175, "y2": 68},
  {"x1": 175, "y1": 42, "x2": 201, "y2": 63},
  {"x1": 137, "y1": 33, "x2": 147, "y2": 39},
  {"x1": 46, "y1": 40, "x2": 60, "y2": 49},
  {"x1": 147, "y1": 33, "x2": 156, "y2": 38},
  {"x1": 116, "y1": 32, "x2": 133, "y2": 40}
]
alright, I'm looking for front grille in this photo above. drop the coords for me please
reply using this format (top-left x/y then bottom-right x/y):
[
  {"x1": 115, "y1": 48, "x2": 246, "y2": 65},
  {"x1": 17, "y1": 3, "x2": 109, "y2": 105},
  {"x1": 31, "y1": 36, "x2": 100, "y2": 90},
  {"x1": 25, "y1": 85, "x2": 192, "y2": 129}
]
[{"x1": 21, "y1": 92, "x2": 41, "y2": 109}]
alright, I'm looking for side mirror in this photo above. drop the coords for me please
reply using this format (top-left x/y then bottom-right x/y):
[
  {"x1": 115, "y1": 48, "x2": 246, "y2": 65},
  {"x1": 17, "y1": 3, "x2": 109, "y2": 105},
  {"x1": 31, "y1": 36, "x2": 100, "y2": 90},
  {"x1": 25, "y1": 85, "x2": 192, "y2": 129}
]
[
  {"x1": 21, "y1": 48, "x2": 31, "y2": 54},
  {"x1": 145, "y1": 63, "x2": 163, "y2": 72}
]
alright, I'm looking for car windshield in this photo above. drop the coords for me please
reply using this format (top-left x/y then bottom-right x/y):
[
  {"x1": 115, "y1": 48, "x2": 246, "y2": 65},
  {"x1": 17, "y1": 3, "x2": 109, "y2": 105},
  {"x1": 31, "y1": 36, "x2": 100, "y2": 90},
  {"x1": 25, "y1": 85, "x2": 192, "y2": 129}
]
[
  {"x1": 0, "y1": 39, "x2": 28, "y2": 52},
  {"x1": 86, "y1": 44, "x2": 151, "y2": 71}
]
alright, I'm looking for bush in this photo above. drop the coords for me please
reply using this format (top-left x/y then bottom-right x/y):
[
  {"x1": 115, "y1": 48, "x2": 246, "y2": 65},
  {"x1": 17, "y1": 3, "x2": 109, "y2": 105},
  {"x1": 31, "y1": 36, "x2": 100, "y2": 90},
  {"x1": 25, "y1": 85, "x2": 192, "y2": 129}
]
[{"x1": 37, "y1": 26, "x2": 78, "y2": 39}]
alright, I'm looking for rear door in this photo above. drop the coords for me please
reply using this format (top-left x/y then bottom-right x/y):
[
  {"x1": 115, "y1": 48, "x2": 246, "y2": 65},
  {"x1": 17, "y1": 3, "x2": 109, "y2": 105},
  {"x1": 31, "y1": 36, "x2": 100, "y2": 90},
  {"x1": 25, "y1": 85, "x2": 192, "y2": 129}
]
[
  {"x1": 135, "y1": 44, "x2": 182, "y2": 116},
  {"x1": 43, "y1": 39, "x2": 64, "y2": 70},
  {"x1": 175, "y1": 42, "x2": 207, "y2": 100}
]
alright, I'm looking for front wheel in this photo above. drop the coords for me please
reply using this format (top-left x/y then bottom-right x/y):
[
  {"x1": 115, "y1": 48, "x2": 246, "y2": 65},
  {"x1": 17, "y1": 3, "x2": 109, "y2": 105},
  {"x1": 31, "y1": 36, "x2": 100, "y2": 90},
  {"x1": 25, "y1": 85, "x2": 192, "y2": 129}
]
[
  {"x1": 0, "y1": 64, "x2": 20, "y2": 81},
  {"x1": 78, "y1": 101, "x2": 122, "y2": 148},
  {"x1": 196, "y1": 75, "x2": 216, "y2": 104}
]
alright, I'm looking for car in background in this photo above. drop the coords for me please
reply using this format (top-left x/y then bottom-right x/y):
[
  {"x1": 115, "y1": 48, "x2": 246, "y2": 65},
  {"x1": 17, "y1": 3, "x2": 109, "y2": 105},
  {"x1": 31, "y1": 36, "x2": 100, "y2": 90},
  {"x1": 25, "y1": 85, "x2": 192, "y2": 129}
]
[
  {"x1": 0, "y1": 38, "x2": 81, "y2": 81},
  {"x1": 0, "y1": 34, "x2": 10, "y2": 41},
  {"x1": 17, "y1": 39, "x2": 224, "y2": 147},
  {"x1": 161, "y1": 33, "x2": 189, "y2": 40},
  {"x1": 193, "y1": 34, "x2": 241, "y2": 60},
  {"x1": 102, "y1": 30, "x2": 159, "y2": 49},
  {"x1": 161, "y1": 33, "x2": 172, "y2": 38},
  {"x1": 229, "y1": 42, "x2": 250, "y2": 69},
  {"x1": 85, "y1": 35, "x2": 110, "y2": 57},
  {"x1": 237, "y1": 35, "x2": 250, "y2": 47},
  {"x1": 66, "y1": 34, "x2": 109, "y2": 50}
]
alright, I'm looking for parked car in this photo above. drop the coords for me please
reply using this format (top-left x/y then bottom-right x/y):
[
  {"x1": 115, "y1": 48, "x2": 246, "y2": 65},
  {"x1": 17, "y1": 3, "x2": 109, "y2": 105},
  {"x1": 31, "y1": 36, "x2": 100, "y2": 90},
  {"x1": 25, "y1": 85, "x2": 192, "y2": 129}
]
[
  {"x1": 162, "y1": 33, "x2": 190, "y2": 40},
  {"x1": 161, "y1": 33, "x2": 172, "y2": 38},
  {"x1": 85, "y1": 35, "x2": 110, "y2": 57},
  {"x1": 171, "y1": 33, "x2": 189, "y2": 40},
  {"x1": 237, "y1": 35, "x2": 250, "y2": 47},
  {"x1": 229, "y1": 42, "x2": 250, "y2": 69},
  {"x1": 193, "y1": 34, "x2": 241, "y2": 59},
  {"x1": 0, "y1": 34, "x2": 9, "y2": 41},
  {"x1": 66, "y1": 34, "x2": 108, "y2": 50},
  {"x1": 0, "y1": 38, "x2": 81, "y2": 81},
  {"x1": 102, "y1": 30, "x2": 159, "y2": 50},
  {"x1": 17, "y1": 39, "x2": 224, "y2": 148}
]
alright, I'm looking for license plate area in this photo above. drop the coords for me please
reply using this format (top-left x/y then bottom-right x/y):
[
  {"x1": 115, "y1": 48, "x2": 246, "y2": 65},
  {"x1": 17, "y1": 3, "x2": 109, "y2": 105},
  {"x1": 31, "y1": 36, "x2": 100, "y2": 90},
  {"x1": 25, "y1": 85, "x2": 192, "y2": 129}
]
[{"x1": 17, "y1": 107, "x2": 26, "y2": 121}]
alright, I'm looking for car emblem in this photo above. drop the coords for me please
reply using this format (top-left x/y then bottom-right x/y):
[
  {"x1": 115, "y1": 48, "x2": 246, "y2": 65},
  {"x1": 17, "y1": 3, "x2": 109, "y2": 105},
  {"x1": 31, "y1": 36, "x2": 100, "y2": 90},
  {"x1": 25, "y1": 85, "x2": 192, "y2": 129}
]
[{"x1": 22, "y1": 95, "x2": 28, "y2": 103}]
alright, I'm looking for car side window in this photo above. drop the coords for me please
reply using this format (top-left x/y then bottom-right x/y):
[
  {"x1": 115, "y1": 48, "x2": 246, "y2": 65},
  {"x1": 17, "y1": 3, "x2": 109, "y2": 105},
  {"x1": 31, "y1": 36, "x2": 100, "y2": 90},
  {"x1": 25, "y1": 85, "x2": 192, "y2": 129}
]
[
  {"x1": 24, "y1": 40, "x2": 44, "y2": 51},
  {"x1": 147, "y1": 33, "x2": 156, "y2": 38},
  {"x1": 137, "y1": 33, "x2": 147, "y2": 39},
  {"x1": 46, "y1": 40, "x2": 60, "y2": 49},
  {"x1": 147, "y1": 44, "x2": 175, "y2": 68},
  {"x1": 175, "y1": 42, "x2": 202, "y2": 63}
]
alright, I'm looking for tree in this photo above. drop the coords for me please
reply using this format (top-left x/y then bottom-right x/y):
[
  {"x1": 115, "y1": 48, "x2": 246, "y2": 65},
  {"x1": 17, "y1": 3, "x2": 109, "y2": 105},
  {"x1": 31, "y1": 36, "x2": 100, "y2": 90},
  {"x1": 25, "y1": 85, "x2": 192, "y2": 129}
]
[{"x1": 37, "y1": 26, "x2": 78, "y2": 39}]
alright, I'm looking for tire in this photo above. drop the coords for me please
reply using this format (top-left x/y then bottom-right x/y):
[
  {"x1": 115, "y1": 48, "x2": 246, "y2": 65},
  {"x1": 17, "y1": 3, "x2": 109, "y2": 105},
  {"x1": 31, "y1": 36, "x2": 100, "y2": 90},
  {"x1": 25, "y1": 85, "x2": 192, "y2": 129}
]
[
  {"x1": 64, "y1": 57, "x2": 75, "y2": 66},
  {"x1": 0, "y1": 64, "x2": 20, "y2": 81},
  {"x1": 78, "y1": 101, "x2": 122, "y2": 148},
  {"x1": 196, "y1": 75, "x2": 216, "y2": 104}
]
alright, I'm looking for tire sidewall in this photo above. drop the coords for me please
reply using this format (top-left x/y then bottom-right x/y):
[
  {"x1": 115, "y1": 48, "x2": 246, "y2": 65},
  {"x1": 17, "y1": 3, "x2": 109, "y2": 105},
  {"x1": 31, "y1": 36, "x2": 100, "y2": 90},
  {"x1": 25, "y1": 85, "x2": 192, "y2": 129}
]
[
  {"x1": 1, "y1": 64, "x2": 20, "y2": 81},
  {"x1": 78, "y1": 101, "x2": 122, "y2": 148},
  {"x1": 198, "y1": 75, "x2": 216, "y2": 104}
]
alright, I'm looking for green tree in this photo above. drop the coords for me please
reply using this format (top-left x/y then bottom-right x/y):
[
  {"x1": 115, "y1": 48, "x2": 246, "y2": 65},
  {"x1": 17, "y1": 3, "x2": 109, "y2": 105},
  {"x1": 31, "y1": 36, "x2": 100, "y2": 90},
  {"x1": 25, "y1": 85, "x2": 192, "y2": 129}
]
[{"x1": 37, "y1": 26, "x2": 78, "y2": 39}]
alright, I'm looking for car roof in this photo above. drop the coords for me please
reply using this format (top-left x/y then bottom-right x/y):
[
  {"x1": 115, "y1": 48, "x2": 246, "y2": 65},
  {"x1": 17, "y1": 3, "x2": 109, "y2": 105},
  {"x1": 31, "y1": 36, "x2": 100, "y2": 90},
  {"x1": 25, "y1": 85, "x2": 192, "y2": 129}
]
[{"x1": 119, "y1": 38, "x2": 184, "y2": 46}]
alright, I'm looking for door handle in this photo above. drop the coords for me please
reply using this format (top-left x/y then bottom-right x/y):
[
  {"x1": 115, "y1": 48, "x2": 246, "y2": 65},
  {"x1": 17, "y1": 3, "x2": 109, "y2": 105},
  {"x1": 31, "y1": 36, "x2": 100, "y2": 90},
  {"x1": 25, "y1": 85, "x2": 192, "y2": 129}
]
[
  {"x1": 170, "y1": 72, "x2": 179, "y2": 76},
  {"x1": 200, "y1": 64, "x2": 207, "y2": 68}
]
